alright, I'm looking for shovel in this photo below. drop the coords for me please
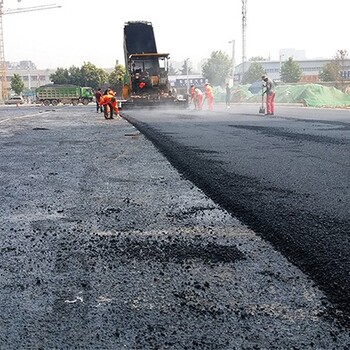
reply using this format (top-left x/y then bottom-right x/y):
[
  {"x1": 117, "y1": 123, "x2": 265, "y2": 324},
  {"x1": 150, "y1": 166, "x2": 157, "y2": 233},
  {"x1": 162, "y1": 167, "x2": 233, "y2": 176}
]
[{"x1": 259, "y1": 89, "x2": 265, "y2": 114}]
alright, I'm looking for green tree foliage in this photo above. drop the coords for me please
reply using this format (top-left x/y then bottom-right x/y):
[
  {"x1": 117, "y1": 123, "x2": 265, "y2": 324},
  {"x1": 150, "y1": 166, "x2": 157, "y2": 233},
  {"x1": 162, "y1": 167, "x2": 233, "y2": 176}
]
[
  {"x1": 168, "y1": 63, "x2": 178, "y2": 75},
  {"x1": 202, "y1": 51, "x2": 231, "y2": 86},
  {"x1": 68, "y1": 66, "x2": 83, "y2": 85},
  {"x1": 319, "y1": 50, "x2": 348, "y2": 83},
  {"x1": 10, "y1": 74, "x2": 25, "y2": 95},
  {"x1": 49, "y1": 62, "x2": 108, "y2": 88},
  {"x1": 80, "y1": 62, "x2": 108, "y2": 88},
  {"x1": 108, "y1": 64, "x2": 126, "y2": 93},
  {"x1": 335, "y1": 49, "x2": 348, "y2": 87},
  {"x1": 319, "y1": 62, "x2": 340, "y2": 82},
  {"x1": 49, "y1": 67, "x2": 70, "y2": 84},
  {"x1": 242, "y1": 61, "x2": 265, "y2": 84},
  {"x1": 179, "y1": 60, "x2": 192, "y2": 75},
  {"x1": 280, "y1": 57, "x2": 302, "y2": 83}
]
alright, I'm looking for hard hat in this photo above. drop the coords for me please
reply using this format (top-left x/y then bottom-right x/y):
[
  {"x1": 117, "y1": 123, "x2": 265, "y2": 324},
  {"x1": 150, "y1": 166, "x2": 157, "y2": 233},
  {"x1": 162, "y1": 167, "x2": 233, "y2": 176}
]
[{"x1": 262, "y1": 75, "x2": 267, "y2": 79}]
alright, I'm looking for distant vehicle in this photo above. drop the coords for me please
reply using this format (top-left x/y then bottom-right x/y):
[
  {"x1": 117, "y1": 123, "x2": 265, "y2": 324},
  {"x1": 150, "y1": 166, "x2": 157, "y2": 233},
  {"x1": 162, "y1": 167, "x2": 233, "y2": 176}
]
[
  {"x1": 121, "y1": 21, "x2": 188, "y2": 109},
  {"x1": 36, "y1": 84, "x2": 94, "y2": 106},
  {"x1": 5, "y1": 96, "x2": 24, "y2": 105}
]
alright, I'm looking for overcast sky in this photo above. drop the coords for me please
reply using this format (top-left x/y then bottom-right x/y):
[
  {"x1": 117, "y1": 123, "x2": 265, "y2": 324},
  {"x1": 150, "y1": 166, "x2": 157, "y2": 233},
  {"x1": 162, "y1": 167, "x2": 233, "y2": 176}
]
[{"x1": 3, "y1": 0, "x2": 349, "y2": 69}]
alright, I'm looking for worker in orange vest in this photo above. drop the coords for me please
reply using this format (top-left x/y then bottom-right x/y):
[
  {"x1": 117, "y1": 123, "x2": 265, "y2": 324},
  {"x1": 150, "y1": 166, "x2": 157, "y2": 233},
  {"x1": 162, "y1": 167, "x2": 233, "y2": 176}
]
[
  {"x1": 189, "y1": 84, "x2": 197, "y2": 110},
  {"x1": 194, "y1": 87, "x2": 203, "y2": 111},
  {"x1": 204, "y1": 82, "x2": 214, "y2": 111},
  {"x1": 99, "y1": 88, "x2": 120, "y2": 119}
]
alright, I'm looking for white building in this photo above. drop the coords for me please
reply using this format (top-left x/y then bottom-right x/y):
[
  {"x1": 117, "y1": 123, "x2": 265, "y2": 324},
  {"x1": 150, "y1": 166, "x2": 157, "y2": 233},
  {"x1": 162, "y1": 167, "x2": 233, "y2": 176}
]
[{"x1": 234, "y1": 58, "x2": 350, "y2": 83}]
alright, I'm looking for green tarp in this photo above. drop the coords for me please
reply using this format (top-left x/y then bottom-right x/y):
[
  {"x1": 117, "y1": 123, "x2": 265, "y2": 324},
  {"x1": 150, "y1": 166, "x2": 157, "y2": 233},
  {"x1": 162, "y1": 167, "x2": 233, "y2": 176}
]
[{"x1": 213, "y1": 84, "x2": 350, "y2": 108}]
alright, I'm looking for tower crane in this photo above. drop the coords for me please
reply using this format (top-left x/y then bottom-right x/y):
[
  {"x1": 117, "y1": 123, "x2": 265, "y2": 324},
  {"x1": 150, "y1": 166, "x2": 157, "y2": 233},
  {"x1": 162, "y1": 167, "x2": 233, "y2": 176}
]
[{"x1": 0, "y1": 0, "x2": 61, "y2": 101}]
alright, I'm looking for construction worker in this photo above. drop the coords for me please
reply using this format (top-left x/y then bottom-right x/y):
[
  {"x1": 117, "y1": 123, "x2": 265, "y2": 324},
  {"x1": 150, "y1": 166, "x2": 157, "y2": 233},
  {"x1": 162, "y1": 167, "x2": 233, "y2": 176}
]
[
  {"x1": 95, "y1": 88, "x2": 103, "y2": 113},
  {"x1": 99, "y1": 89, "x2": 120, "y2": 119},
  {"x1": 189, "y1": 84, "x2": 197, "y2": 110},
  {"x1": 204, "y1": 82, "x2": 214, "y2": 111},
  {"x1": 194, "y1": 87, "x2": 203, "y2": 111},
  {"x1": 262, "y1": 75, "x2": 275, "y2": 115}
]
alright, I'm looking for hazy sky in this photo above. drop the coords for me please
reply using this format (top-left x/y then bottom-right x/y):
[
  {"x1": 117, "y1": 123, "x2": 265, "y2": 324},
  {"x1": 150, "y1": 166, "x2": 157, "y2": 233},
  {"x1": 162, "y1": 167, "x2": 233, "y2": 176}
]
[{"x1": 3, "y1": 0, "x2": 348, "y2": 69}]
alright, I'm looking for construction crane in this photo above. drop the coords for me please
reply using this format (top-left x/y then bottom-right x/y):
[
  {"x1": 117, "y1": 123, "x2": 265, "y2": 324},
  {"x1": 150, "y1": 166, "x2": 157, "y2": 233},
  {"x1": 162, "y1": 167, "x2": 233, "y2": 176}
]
[{"x1": 0, "y1": 0, "x2": 61, "y2": 101}]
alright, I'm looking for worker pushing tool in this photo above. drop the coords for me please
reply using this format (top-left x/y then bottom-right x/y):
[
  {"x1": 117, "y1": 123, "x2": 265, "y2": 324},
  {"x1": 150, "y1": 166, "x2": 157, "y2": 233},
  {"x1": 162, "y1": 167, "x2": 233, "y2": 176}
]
[
  {"x1": 194, "y1": 87, "x2": 203, "y2": 111},
  {"x1": 262, "y1": 75, "x2": 275, "y2": 116},
  {"x1": 203, "y1": 82, "x2": 214, "y2": 111}
]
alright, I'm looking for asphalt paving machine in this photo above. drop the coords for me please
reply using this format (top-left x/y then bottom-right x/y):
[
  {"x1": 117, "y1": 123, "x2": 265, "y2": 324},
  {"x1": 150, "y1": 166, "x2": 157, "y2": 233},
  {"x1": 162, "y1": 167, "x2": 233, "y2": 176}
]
[{"x1": 121, "y1": 21, "x2": 187, "y2": 109}]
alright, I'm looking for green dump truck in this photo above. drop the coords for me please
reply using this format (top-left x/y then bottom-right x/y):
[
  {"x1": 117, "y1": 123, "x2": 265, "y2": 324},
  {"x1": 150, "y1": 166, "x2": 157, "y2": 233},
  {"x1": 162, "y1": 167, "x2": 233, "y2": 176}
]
[{"x1": 36, "y1": 84, "x2": 94, "y2": 106}]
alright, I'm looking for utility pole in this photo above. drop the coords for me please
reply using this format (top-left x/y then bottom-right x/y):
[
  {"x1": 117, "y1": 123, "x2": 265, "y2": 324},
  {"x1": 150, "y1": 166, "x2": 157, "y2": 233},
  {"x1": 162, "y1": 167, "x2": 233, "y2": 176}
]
[
  {"x1": 0, "y1": 1, "x2": 61, "y2": 102},
  {"x1": 242, "y1": 0, "x2": 247, "y2": 81},
  {"x1": 228, "y1": 40, "x2": 235, "y2": 84},
  {"x1": 279, "y1": 54, "x2": 285, "y2": 81}
]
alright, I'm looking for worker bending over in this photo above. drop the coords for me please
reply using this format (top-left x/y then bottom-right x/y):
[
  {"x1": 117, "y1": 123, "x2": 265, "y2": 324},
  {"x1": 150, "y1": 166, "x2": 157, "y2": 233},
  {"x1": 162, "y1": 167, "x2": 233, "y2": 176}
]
[
  {"x1": 99, "y1": 88, "x2": 120, "y2": 119},
  {"x1": 189, "y1": 85, "x2": 197, "y2": 110}
]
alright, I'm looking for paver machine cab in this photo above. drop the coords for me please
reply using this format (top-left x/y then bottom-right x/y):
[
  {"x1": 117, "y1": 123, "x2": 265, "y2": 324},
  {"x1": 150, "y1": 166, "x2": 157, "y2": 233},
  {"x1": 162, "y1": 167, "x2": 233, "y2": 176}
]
[{"x1": 121, "y1": 21, "x2": 187, "y2": 109}]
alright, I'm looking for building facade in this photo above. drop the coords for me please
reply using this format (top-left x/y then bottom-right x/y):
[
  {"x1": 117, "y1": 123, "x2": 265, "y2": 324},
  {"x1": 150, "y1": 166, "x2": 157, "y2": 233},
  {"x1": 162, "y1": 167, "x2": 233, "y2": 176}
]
[
  {"x1": 3, "y1": 62, "x2": 57, "y2": 99},
  {"x1": 234, "y1": 58, "x2": 350, "y2": 83}
]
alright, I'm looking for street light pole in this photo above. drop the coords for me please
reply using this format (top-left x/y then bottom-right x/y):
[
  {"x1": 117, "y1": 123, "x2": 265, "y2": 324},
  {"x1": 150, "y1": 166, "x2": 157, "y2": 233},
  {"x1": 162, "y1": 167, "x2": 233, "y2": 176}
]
[
  {"x1": 27, "y1": 64, "x2": 31, "y2": 91},
  {"x1": 279, "y1": 54, "x2": 284, "y2": 80},
  {"x1": 229, "y1": 40, "x2": 235, "y2": 84}
]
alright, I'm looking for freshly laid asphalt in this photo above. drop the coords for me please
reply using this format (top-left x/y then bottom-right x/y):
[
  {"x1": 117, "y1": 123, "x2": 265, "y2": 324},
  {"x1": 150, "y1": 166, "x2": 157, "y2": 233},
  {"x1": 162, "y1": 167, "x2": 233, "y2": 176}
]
[{"x1": 0, "y1": 105, "x2": 349, "y2": 349}]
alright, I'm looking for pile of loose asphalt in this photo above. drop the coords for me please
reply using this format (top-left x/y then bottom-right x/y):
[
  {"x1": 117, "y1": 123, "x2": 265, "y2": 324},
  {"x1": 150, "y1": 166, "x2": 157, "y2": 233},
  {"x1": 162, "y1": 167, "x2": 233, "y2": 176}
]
[{"x1": 0, "y1": 106, "x2": 349, "y2": 349}]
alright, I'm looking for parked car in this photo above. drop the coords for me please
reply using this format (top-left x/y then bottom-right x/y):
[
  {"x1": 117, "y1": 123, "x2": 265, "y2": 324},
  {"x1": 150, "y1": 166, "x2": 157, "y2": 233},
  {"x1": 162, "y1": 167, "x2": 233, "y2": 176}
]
[{"x1": 5, "y1": 96, "x2": 24, "y2": 105}]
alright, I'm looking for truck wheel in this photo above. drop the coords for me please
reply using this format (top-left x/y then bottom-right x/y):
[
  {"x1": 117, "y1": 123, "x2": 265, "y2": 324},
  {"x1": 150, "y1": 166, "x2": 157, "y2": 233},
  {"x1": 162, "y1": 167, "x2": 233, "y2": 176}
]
[
  {"x1": 82, "y1": 98, "x2": 89, "y2": 105},
  {"x1": 43, "y1": 100, "x2": 50, "y2": 106},
  {"x1": 72, "y1": 100, "x2": 78, "y2": 106},
  {"x1": 51, "y1": 100, "x2": 58, "y2": 106}
]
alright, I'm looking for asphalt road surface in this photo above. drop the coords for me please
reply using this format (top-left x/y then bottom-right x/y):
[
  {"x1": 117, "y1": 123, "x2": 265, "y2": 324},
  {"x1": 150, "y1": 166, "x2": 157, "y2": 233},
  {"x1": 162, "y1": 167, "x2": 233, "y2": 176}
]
[
  {"x1": 0, "y1": 103, "x2": 349, "y2": 349},
  {"x1": 122, "y1": 103, "x2": 350, "y2": 325}
]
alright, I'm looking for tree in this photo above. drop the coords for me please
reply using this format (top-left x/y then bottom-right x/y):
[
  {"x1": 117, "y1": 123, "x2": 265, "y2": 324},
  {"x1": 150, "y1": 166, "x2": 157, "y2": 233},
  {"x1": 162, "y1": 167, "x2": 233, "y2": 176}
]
[
  {"x1": 280, "y1": 57, "x2": 302, "y2": 83},
  {"x1": 168, "y1": 63, "x2": 178, "y2": 75},
  {"x1": 242, "y1": 61, "x2": 265, "y2": 84},
  {"x1": 50, "y1": 63, "x2": 108, "y2": 88},
  {"x1": 11, "y1": 74, "x2": 25, "y2": 95},
  {"x1": 68, "y1": 66, "x2": 83, "y2": 85},
  {"x1": 319, "y1": 50, "x2": 348, "y2": 86},
  {"x1": 179, "y1": 60, "x2": 192, "y2": 75},
  {"x1": 108, "y1": 64, "x2": 125, "y2": 94},
  {"x1": 80, "y1": 62, "x2": 108, "y2": 89},
  {"x1": 319, "y1": 62, "x2": 340, "y2": 82},
  {"x1": 335, "y1": 49, "x2": 348, "y2": 90},
  {"x1": 202, "y1": 51, "x2": 231, "y2": 86},
  {"x1": 49, "y1": 67, "x2": 71, "y2": 84}
]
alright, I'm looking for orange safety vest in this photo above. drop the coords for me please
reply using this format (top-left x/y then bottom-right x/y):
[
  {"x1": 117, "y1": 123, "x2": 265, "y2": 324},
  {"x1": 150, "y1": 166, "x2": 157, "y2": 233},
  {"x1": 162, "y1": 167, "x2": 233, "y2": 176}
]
[
  {"x1": 204, "y1": 84, "x2": 213, "y2": 97},
  {"x1": 99, "y1": 94, "x2": 114, "y2": 106},
  {"x1": 190, "y1": 86, "x2": 195, "y2": 98}
]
